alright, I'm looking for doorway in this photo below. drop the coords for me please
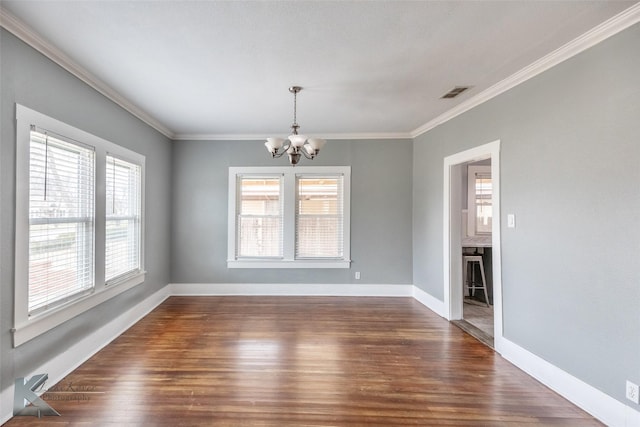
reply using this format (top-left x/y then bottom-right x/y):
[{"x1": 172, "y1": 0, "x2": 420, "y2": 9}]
[{"x1": 443, "y1": 141, "x2": 503, "y2": 351}]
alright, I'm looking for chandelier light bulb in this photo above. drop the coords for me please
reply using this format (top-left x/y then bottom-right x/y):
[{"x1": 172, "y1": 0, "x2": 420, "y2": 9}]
[
  {"x1": 307, "y1": 138, "x2": 326, "y2": 150},
  {"x1": 288, "y1": 134, "x2": 307, "y2": 147},
  {"x1": 266, "y1": 137, "x2": 285, "y2": 150}
]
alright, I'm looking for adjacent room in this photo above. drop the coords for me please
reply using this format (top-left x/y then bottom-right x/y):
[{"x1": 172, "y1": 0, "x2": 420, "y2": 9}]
[{"x1": 1, "y1": 1, "x2": 639, "y2": 425}]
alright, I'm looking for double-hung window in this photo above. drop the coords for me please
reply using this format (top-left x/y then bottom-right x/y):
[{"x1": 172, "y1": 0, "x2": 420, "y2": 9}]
[
  {"x1": 14, "y1": 104, "x2": 145, "y2": 347},
  {"x1": 27, "y1": 130, "x2": 95, "y2": 315},
  {"x1": 228, "y1": 166, "x2": 350, "y2": 268},
  {"x1": 105, "y1": 155, "x2": 142, "y2": 282},
  {"x1": 296, "y1": 175, "x2": 345, "y2": 259},
  {"x1": 236, "y1": 176, "x2": 283, "y2": 258},
  {"x1": 467, "y1": 165, "x2": 492, "y2": 236}
]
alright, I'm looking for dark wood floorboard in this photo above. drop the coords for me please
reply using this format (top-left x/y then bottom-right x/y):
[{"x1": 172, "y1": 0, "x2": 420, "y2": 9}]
[{"x1": 5, "y1": 296, "x2": 602, "y2": 426}]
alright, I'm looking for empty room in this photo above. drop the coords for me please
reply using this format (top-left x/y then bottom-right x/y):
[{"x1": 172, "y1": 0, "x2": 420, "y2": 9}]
[{"x1": 1, "y1": 1, "x2": 639, "y2": 426}]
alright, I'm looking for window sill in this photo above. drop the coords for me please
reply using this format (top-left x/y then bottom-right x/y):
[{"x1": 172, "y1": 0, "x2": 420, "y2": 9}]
[
  {"x1": 227, "y1": 260, "x2": 351, "y2": 269},
  {"x1": 12, "y1": 271, "x2": 146, "y2": 347}
]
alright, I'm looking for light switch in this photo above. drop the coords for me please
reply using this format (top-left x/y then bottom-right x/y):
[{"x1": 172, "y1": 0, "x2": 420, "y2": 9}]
[{"x1": 507, "y1": 214, "x2": 516, "y2": 228}]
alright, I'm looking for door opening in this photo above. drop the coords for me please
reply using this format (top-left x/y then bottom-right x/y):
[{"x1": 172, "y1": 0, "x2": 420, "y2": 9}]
[
  {"x1": 443, "y1": 141, "x2": 503, "y2": 352},
  {"x1": 459, "y1": 160, "x2": 493, "y2": 346}
]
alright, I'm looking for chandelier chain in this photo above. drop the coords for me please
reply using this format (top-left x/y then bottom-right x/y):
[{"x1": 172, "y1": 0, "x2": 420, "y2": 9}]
[{"x1": 292, "y1": 89, "x2": 297, "y2": 126}]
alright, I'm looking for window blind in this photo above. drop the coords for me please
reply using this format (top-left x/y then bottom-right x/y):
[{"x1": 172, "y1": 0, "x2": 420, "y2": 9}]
[
  {"x1": 237, "y1": 176, "x2": 283, "y2": 258},
  {"x1": 105, "y1": 155, "x2": 142, "y2": 282},
  {"x1": 28, "y1": 130, "x2": 95, "y2": 314},
  {"x1": 474, "y1": 172, "x2": 492, "y2": 234},
  {"x1": 295, "y1": 175, "x2": 343, "y2": 259}
]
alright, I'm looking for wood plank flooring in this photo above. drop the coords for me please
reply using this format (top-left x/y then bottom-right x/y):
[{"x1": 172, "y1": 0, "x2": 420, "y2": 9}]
[
  {"x1": 5, "y1": 296, "x2": 602, "y2": 426},
  {"x1": 453, "y1": 299, "x2": 495, "y2": 348},
  {"x1": 463, "y1": 299, "x2": 494, "y2": 335}
]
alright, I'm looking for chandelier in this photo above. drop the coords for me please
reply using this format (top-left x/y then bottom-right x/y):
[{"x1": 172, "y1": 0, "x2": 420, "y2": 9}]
[{"x1": 264, "y1": 86, "x2": 326, "y2": 165}]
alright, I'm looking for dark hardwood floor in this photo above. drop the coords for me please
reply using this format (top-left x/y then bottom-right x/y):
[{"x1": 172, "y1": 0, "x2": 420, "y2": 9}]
[{"x1": 5, "y1": 296, "x2": 602, "y2": 426}]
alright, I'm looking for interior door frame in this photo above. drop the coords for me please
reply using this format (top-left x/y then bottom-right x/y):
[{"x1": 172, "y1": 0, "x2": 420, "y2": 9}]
[{"x1": 443, "y1": 140, "x2": 503, "y2": 351}]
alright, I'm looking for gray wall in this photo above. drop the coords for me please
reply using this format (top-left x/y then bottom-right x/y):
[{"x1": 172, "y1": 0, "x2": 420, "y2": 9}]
[
  {"x1": 413, "y1": 23, "x2": 640, "y2": 407},
  {"x1": 0, "y1": 30, "x2": 172, "y2": 396},
  {"x1": 2, "y1": 14, "x2": 637, "y2": 417},
  {"x1": 170, "y1": 138, "x2": 413, "y2": 285}
]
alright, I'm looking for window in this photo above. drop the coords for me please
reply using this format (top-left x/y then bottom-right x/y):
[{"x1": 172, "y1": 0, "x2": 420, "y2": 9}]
[
  {"x1": 228, "y1": 167, "x2": 350, "y2": 268},
  {"x1": 28, "y1": 130, "x2": 95, "y2": 315},
  {"x1": 14, "y1": 104, "x2": 145, "y2": 347},
  {"x1": 296, "y1": 175, "x2": 344, "y2": 259},
  {"x1": 467, "y1": 165, "x2": 492, "y2": 236},
  {"x1": 105, "y1": 156, "x2": 142, "y2": 282},
  {"x1": 236, "y1": 176, "x2": 283, "y2": 258}
]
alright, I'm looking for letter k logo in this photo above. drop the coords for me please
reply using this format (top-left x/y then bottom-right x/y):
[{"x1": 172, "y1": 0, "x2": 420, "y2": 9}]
[{"x1": 13, "y1": 374, "x2": 60, "y2": 417}]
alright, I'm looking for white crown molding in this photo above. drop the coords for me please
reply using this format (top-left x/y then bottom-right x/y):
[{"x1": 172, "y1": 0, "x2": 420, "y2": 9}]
[
  {"x1": 172, "y1": 132, "x2": 413, "y2": 141},
  {"x1": 322, "y1": 132, "x2": 412, "y2": 140},
  {"x1": 410, "y1": 2, "x2": 640, "y2": 138},
  {"x1": 3, "y1": 3, "x2": 638, "y2": 142},
  {"x1": 0, "y1": 6, "x2": 408, "y2": 144},
  {"x1": 0, "y1": 7, "x2": 176, "y2": 139}
]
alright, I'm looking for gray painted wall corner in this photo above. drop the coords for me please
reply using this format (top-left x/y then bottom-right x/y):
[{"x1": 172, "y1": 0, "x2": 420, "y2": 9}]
[
  {"x1": 0, "y1": 29, "x2": 172, "y2": 398},
  {"x1": 412, "y1": 23, "x2": 640, "y2": 407}
]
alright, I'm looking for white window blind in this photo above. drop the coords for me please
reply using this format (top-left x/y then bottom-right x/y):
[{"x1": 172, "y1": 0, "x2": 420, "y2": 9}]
[
  {"x1": 466, "y1": 165, "x2": 492, "y2": 236},
  {"x1": 28, "y1": 129, "x2": 95, "y2": 315},
  {"x1": 474, "y1": 172, "x2": 492, "y2": 234},
  {"x1": 296, "y1": 175, "x2": 344, "y2": 259},
  {"x1": 236, "y1": 176, "x2": 283, "y2": 258},
  {"x1": 228, "y1": 166, "x2": 350, "y2": 269},
  {"x1": 105, "y1": 155, "x2": 142, "y2": 282},
  {"x1": 15, "y1": 104, "x2": 147, "y2": 347}
]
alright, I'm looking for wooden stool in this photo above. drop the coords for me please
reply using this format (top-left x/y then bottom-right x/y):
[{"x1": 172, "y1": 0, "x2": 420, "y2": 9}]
[{"x1": 463, "y1": 255, "x2": 490, "y2": 307}]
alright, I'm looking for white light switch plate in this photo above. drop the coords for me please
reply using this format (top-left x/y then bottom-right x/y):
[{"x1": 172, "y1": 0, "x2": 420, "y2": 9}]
[
  {"x1": 627, "y1": 380, "x2": 639, "y2": 404},
  {"x1": 507, "y1": 214, "x2": 516, "y2": 228}
]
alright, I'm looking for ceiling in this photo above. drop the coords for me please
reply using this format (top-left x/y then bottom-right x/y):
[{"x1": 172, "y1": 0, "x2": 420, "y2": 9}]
[{"x1": 1, "y1": 1, "x2": 636, "y2": 140}]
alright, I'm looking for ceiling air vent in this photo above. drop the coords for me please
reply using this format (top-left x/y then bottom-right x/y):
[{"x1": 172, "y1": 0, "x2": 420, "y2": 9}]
[{"x1": 441, "y1": 86, "x2": 470, "y2": 99}]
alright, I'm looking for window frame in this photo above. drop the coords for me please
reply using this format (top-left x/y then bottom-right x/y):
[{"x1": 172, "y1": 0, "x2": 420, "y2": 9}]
[
  {"x1": 105, "y1": 154, "x2": 143, "y2": 284},
  {"x1": 14, "y1": 104, "x2": 146, "y2": 347},
  {"x1": 466, "y1": 165, "x2": 492, "y2": 236},
  {"x1": 235, "y1": 174, "x2": 285, "y2": 259},
  {"x1": 228, "y1": 166, "x2": 351, "y2": 269},
  {"x1": 26, "y1": 130, "x2": 97, "y2": 316},
  {"x1": 295, "y1": 174, "x2": 346, "y2": 260}
]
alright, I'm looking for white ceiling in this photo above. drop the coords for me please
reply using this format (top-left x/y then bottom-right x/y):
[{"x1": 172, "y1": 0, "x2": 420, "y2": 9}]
[{"x1": 1, "y1": 1, "x2": 636, "y2": 140}]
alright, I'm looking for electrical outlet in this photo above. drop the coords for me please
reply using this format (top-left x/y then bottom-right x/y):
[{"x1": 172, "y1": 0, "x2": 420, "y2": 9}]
[
  {"x1": 626, "y1": 380, "x2": 639, "y2": 404},
  {"x1": 355, "y1": 271, "x2": 361, "y2": 280}
]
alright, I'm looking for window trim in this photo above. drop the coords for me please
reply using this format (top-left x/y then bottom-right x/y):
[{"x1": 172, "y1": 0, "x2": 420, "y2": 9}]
[
  {"x1": 14, "y1": 104, "x2": 146, "y2": 347},
  {"x1": 227, "y1": 166, "x2": 351, "y2": 269},
  {"x1": 105, "y1": 154, "x2": 143, "y2": 284}
]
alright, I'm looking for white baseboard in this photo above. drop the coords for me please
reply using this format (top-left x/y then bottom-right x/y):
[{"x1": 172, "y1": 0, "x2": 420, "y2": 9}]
[
  {"x1": 500, "y1": 337, "x2": 640, "y2": 427},
  {"x1": 412, "y1": 285, "x2": 446, "y2": 318},
  {"x1": 4, "y1": 284, "x2": 637, "y2": 427},
  {"x1": 1, "y1": 286, "x2": 170, "y2": 424},
  {"x1": 169, "y1": 282, "x2": 414, "y2": 297},
  {"x1": 0, "y1": 386, "x2": 12, "y2": 425}
]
